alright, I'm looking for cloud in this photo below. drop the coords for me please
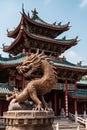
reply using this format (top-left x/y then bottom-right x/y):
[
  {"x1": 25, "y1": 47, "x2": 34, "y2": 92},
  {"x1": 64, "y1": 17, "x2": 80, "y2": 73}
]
[{"x1": 80, "y1": 0, "x2": 87, "y2": 8}]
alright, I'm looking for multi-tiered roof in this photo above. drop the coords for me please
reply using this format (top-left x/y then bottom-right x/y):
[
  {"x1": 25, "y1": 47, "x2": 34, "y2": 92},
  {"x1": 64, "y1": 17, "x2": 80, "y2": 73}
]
[{"x1": 3, "y1": 8, "x2": 78, "y2": 57}]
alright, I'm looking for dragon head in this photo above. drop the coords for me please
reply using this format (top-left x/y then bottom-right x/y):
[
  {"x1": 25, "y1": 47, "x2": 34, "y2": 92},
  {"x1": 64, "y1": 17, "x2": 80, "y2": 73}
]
[{"x1": 16, "y1": 50, "x2": 48, "y2": 78}]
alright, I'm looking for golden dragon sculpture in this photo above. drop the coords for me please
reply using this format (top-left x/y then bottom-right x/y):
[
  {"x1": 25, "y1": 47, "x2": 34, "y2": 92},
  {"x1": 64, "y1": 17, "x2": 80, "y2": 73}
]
[{"x1": 6, "y1": 50, "x2": 57, "y2": 111}]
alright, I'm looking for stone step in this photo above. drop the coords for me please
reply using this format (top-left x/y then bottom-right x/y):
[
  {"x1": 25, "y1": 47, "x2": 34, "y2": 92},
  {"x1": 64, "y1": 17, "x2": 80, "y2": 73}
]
[
  {"x1": 53, "y1": 124, "x2": 85, "y2": 130},
  {"x1": 53, "y1": 118, "x2": 85, "y2": 130}
]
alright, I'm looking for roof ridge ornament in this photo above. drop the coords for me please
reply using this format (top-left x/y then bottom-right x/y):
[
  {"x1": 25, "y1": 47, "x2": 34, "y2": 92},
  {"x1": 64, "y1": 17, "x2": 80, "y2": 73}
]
[
  {"x1": 57, "y1": 22, "x2": 62, "y2": 26},
  {"x1": 67, "y1": 21, "x2": 70, "y2": 25},
  {"x1": 75, "y1": 36, "x2": 80, "y2": 42},
  {"x1": 31, "y1": 8, "x2": 38, "y2": 16},
  {"x1": 76, "y1": 36, "x2": 78, "y2": 40},
  {"x1": 53, "y1": 22, "x2": 56, "y2": 25},
  {"x1": 7, "y1": 28, "x2": 9, "y2": 33},
  {"x1": 22, "y1": 3, "x2": 25, "y2": 13},
  {"x1": 27, "y1": 11, "x2": 30, "y2": 18},
  {"x1": 62, "y1": 36, "x2": 66, "y2": 40}
]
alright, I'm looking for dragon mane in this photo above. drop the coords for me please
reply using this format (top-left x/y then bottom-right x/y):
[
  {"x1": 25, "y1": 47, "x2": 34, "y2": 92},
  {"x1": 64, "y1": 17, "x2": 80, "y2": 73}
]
[{"x1": 16, "y1": 50, "x2": 57, "y2": 79}]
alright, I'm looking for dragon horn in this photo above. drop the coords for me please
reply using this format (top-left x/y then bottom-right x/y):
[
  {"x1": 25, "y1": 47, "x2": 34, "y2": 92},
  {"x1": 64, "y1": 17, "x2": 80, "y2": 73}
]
[
  {"x1": 23, "y1": 54, "x2": 37, "y2": 65},
  {"x1": 32, "y1": 59, "x2": 41, "y2": 65},
  {"x1": 36, "y1": 49, "x2": 39, "y2": 55},
  {"x1": 38, "y1": 51, "x2": 45, "y2": 58},
  {"x1": 26, "y1": 59, "x2": 41, "y2": 68},
  {"x1": 40, "y1": 55, "x2": 47, "y2": 60}
]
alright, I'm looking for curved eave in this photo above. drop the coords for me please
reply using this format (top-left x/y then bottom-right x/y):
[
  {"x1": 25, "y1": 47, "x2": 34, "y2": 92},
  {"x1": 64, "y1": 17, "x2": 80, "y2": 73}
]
[
  {"x1": 3, "y1": 27, "x2": 77, "y2": 55},
  {"x1": 23, "y1": 12, "x2": 70, "y2": 32},
  {"x1": 24, "y1": 29, "x2": 77, "y2": 47},
  {"x1": 0, "y1": 54, "x2": 25, "y2": 69},
  {"x1": 0, "y1": 53, "x2": 87, "y2": 81},
  {"x1": 7, "y1": 24, "x2": 20, "y2": 38},
  {"x1": 24, "y1": 28, "x2": 77, "y2": 46},
  {"x1": 68, "y1": 91, "x2": 87, "y2": 100},
  {"x1": 0, "y1": 63, "x2": 19, "y2": 69},
  {"x1": 7, "y1": 14, "x2": 24, "y2": 38},
  {"x1": 54, "y1": 61, "x2": 87, "y2": 81},
  {"x1": 54, "y1": 61, "x2": 87, "y2": 73},
  {"x1": 7, "y1": 12, "x2": 70, "y2": 39},
  {"x1": 3, "y1": 29, "x2": 23, "y2": 53}
]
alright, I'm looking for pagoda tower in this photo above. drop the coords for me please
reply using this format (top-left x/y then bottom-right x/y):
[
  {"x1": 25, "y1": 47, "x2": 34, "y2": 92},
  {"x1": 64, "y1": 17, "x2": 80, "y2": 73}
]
[
  {"x1": 3, "y1": 8, "x2": 77, "y2": 56},
  {"x1": 0, "y1": 8, "x2": 87, "y2": 117}
]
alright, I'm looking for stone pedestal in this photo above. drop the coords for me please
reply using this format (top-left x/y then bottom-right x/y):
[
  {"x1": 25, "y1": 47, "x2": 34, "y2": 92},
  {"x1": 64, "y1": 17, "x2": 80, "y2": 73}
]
[{"x1": 3, "y1": 110, "x2": 54, "y2": 130}]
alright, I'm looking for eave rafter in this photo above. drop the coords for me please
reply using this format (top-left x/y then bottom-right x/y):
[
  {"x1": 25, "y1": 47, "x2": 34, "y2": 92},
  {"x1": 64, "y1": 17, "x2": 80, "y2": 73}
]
[
  {"x1": 56, "y1": 66, "x2": 87, "y2": 81},
  {"x1": 24, "y1": 28, "x2": 77, "y2": 55},
  {"x1": 9, "y1": 38, "x2": 25, "y2": 55},
  {"x1": 7, "y1": 9, "x2": 70, "y2": 39},
  {"x1": 22, "y1": 12, "x2": 70, "y2": 36},
  {"x1": 4, "y1": 24, "x2": 78, "y2": 56},
  {"x1": 7, "y1": 16, "x2": 23, "y2": 38},
  {"x1": 0, "y1": 63, "x2": 20, "y2": 70}
]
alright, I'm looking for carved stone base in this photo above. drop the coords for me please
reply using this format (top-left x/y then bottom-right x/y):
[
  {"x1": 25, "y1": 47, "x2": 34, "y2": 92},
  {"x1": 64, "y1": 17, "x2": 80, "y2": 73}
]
[{"x1": 3, "y1": 110, "x2": 54, "y2": 130}]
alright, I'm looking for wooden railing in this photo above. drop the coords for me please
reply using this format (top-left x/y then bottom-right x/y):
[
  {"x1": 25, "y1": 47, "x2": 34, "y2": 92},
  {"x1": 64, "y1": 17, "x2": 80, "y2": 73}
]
[
  {"x1": 69, "y1": 112, "x2": 87, "y2": 128},
  {"x1": 77, "y1": 116, "x2": 87, "y2": 128}
]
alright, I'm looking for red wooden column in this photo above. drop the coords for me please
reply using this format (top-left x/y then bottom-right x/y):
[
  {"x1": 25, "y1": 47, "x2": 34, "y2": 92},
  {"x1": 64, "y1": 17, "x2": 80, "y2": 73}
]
[
  {"x1": 54, "y1": 92, "x2": 57, "y2": 116},
  {"x1": 74, "y1": 80, "x2": 77, "y2": 122},
  {"x1": 22, "y1": 75, "x2": 25, "y2": 90},
  {"x1": 65, "y1": 80, "x2": 68, "y2": 116},
  {"x1": 84, "y1": 102, "x2": 86, "y2": 119}
]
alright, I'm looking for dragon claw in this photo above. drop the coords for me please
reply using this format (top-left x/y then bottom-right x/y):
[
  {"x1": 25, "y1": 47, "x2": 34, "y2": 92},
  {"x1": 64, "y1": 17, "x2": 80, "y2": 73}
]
[
  {"x1": 45, "y1": 107, "x2": 53, "y2": 111},
  {"x1": 33, "y1": 105, "x2": 44, "y2": 111},
  {"x1": 33, "y1": 104, "x2": 53, "y2": 111}
]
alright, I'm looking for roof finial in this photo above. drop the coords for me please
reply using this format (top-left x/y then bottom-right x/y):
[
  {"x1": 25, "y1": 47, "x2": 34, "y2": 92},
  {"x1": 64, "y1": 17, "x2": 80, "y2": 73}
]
[
  {"x1": 53, "y1": 21, "x2": 56, "y2": 25},
  {"x1": 67, "y1": 21, "x2": 70, "y2": 25},
  {"x1": 62, "y1": 36, "x2": 66, "y2": 40},
  {"x1": 6, "y1": 28, "x2": 9, "y2": 33},
  {"x1": 58, "y1": 22, "x2": 62, "y2": 26},
  {"x1": 76, "y1": 36, "x2": 78, "y2": 40},
  {"x1": 31, "y1": 8, "x2": 38, "y2": 16},
  {"x1": 22, "y1": 3, "x2": 25, "y2": 13},
  {"x1": 27, "y1": 11, "x2": 30, "y2": 18}
]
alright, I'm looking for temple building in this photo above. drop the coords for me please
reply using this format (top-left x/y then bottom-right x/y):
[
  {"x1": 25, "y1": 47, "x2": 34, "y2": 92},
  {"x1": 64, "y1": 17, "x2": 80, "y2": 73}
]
[{"x1": 0, "y1": 7, "x2": 87, "y2": 119}]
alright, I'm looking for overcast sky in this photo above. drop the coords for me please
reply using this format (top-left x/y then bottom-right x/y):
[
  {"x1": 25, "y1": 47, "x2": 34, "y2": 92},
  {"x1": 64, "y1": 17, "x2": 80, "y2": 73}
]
[{"x1": 0, "y1": 0, "x2": 87, "y2": 65}]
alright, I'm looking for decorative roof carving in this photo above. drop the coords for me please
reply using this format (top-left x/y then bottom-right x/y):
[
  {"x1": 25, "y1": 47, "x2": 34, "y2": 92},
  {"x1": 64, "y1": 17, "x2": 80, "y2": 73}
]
[
  {"x1": 31, "y1": 8, "x2": 38, "y2": 16},
  {"x1": 3, "y1": 25, "x2": 78, "y2": 56},
  {"x1": 7, "y1": 9, "x2": 70, "y2": 39},
  {"x1": 0, "y1": 53, "x2": 87, "y2": 81},
  {"x1": 22, "y1": 3, "x2": 25, "y2": 13}
]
